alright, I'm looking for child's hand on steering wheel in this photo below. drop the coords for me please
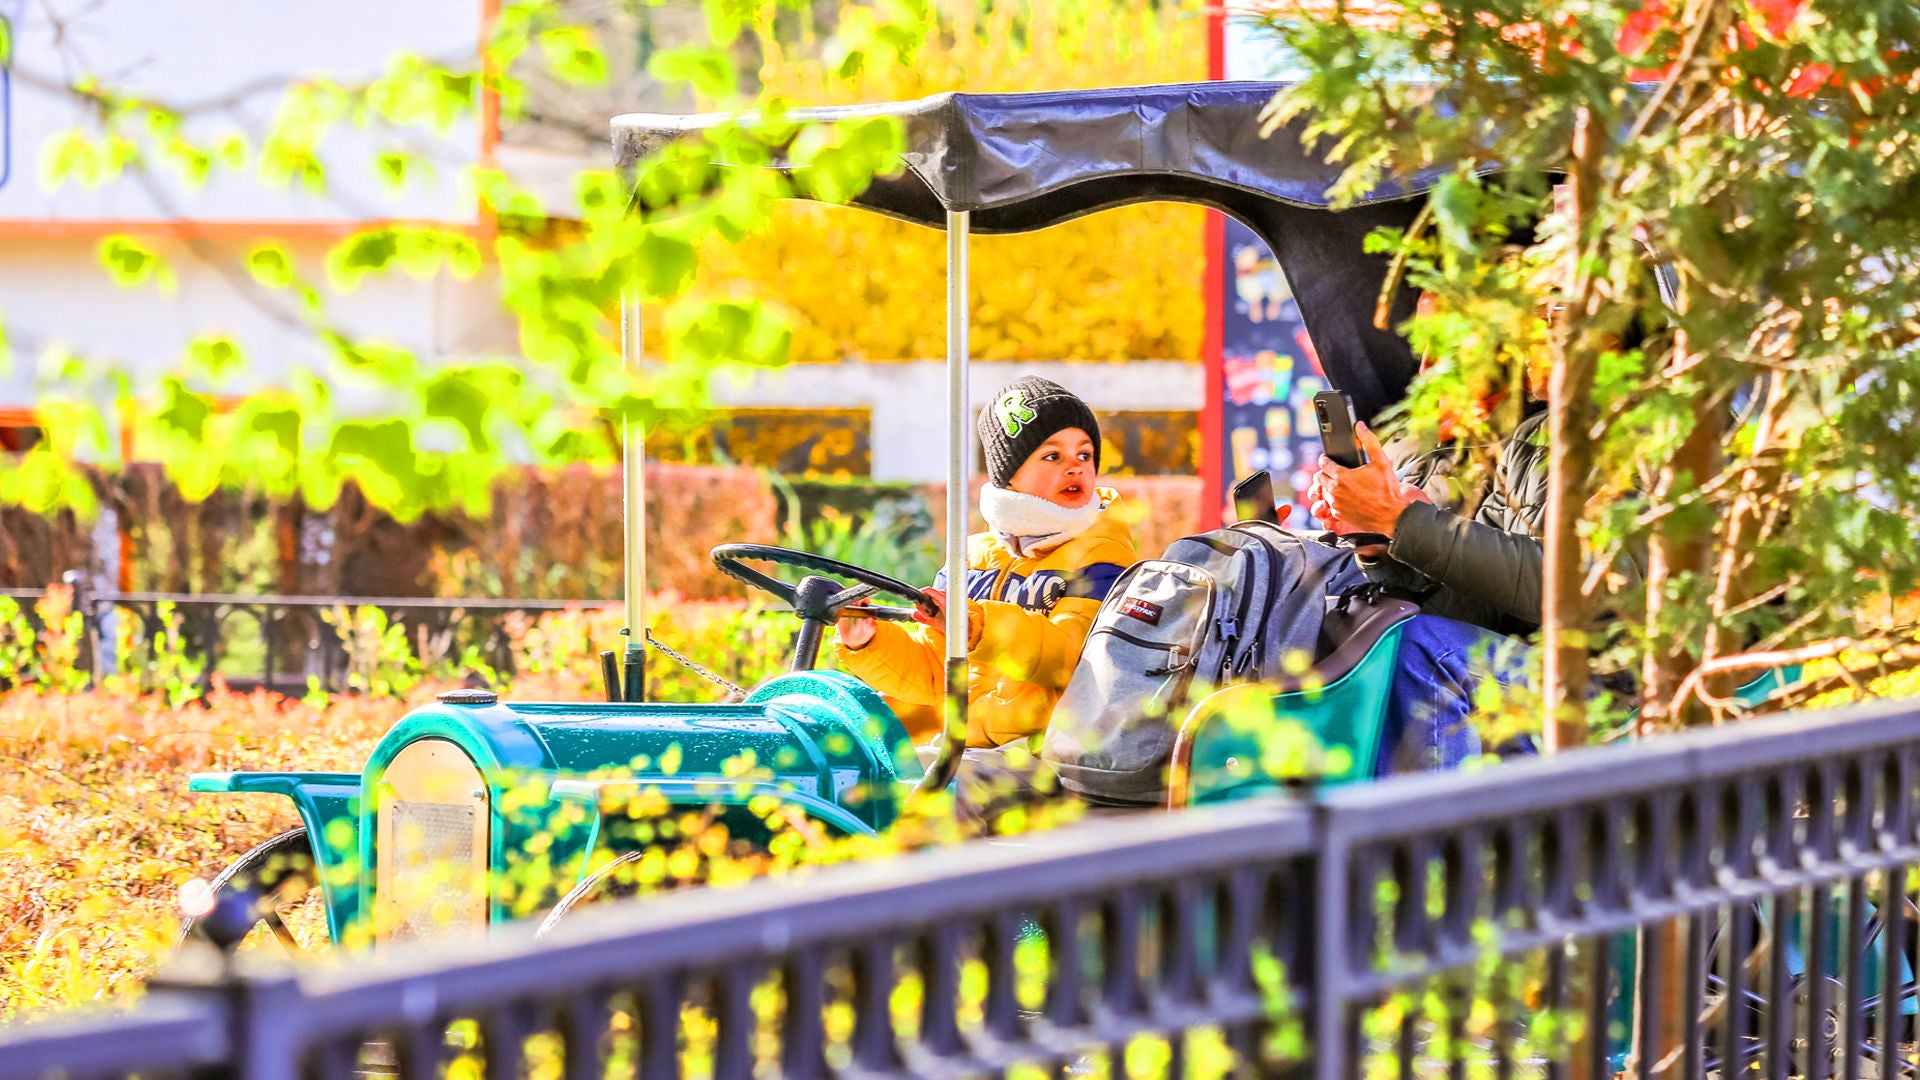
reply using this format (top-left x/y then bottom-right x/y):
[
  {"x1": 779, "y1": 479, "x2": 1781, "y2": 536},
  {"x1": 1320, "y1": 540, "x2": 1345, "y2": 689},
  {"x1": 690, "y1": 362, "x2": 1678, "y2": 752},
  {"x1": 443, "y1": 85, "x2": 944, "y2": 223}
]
[
  {"x1": 841, "y1": 588, "x2": 980, "y2": 651},
  {"x1": 911, "y1": 588, "x2": 946, "y2": 628},
  {"x1": 836, "y1": 599, "x2": 877, "y2": 650},
  {"x1": 911, "y1": 588, "x2": 983, "y2": 645}
]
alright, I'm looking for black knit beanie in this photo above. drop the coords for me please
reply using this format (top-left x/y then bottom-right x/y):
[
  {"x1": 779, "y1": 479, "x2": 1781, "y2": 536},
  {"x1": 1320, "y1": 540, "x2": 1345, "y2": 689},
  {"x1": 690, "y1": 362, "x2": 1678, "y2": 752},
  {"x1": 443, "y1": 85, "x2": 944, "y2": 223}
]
[{"x1": 977, "y1": 377, "x2": 1101, "y2": 489}]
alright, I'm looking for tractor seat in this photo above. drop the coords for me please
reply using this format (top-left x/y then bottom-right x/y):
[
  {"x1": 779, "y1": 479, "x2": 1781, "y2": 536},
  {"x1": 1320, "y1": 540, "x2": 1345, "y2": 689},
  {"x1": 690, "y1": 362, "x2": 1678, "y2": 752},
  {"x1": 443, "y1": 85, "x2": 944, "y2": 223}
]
[{"x1": 1164, "y1": 596, "x2": 1422, "y2": 808}]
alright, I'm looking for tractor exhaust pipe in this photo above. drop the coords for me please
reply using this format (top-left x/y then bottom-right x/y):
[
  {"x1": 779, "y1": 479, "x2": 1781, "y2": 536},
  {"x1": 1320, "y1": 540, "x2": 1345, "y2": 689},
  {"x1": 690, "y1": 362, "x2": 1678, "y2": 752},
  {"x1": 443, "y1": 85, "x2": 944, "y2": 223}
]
[{"x1": 621, "y1": 289, "x2": 647, "y2": 703}]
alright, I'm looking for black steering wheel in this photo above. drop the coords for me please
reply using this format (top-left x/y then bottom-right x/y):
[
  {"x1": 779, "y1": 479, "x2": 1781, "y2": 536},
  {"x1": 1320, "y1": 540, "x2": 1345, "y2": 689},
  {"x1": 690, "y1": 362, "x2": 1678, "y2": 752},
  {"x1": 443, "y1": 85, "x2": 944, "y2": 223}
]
[
  {"x1": 711, "y1": 544, "x2": 939, "y2": 624},
  {"x1": 712, "y1": 544, "x2": 965, "y2": 796}
]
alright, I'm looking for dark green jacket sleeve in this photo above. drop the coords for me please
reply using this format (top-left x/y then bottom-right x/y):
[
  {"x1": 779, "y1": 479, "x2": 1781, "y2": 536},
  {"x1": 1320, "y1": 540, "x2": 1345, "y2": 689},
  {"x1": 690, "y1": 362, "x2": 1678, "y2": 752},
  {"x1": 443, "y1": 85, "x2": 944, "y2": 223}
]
[{"x1": 1385, "y1": 500, "x2": 1544, "y2": 627}]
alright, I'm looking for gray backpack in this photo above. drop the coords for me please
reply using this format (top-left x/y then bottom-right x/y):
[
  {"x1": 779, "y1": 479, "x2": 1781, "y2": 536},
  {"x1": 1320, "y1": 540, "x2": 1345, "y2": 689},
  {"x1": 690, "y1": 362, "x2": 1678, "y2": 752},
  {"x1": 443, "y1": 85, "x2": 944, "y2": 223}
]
[{"x1": 1042, "y1": 523, "x2": 1360, "y2": 806}]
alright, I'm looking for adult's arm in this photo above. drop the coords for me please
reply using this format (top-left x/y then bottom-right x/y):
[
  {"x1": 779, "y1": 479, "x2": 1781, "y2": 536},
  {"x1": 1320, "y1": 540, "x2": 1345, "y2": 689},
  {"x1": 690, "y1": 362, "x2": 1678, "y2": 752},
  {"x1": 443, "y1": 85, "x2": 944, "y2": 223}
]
[{"x1": 1386, "y1": 501, "x2": 1543, "y2": 624}]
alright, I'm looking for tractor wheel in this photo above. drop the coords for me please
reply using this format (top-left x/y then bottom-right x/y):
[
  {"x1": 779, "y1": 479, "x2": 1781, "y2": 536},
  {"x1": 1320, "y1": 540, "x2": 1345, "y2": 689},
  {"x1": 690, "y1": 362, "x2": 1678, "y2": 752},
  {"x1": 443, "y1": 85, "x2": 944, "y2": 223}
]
[
  {"x1": 1705, "y1": 896, "x2": 1919, "y2": 1079},
  {"x1": 535, "y1": 841, "x2": 784, "y2": 938},
  {"x1": 534, "y1": 850, "x2": 653, "y2": 938},
  {"x1": 180, "y1": 826, "x2": 329, "y2": 958}
]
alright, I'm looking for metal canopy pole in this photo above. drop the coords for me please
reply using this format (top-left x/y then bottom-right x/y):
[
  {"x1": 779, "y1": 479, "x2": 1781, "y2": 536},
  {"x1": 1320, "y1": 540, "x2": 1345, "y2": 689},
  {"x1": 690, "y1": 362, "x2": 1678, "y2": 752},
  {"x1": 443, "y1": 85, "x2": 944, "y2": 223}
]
[
  {"x1": 620, "y1": 289, "x2": 647, "y2": 702},
  {"x1": 942, "y1": 211, "x2": 971, "y2": 767}
]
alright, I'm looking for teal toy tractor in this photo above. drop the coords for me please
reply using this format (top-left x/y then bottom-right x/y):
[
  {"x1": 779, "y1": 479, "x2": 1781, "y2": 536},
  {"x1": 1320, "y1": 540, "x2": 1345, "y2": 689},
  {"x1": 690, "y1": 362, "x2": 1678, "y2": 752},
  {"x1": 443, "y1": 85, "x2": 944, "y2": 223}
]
[
  {"x1": 184, "y1": 547, "x2": 943, "y2": 951},
  {"x1": 179, "y1": 85, "x2": 1812, "y2": 976}
]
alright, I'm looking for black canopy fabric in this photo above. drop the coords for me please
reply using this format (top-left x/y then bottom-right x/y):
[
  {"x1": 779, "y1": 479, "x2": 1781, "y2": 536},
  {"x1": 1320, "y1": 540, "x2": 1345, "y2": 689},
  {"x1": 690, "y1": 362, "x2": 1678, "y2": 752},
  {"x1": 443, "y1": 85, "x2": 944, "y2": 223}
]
[{"x1": 612, "y1": 82, "x2": 1448, "y2": 419}]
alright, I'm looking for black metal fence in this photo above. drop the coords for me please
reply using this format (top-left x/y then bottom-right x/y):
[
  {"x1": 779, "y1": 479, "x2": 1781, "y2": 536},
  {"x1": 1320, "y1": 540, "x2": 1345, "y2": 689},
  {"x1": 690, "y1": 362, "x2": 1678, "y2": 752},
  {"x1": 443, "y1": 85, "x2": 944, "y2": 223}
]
[
  {"x1": 0, "y1": 583, "x2": 615, "y2": 694},
  {"x1": 6, "y1": 696, "x2": 1920, "y2": 1080}
]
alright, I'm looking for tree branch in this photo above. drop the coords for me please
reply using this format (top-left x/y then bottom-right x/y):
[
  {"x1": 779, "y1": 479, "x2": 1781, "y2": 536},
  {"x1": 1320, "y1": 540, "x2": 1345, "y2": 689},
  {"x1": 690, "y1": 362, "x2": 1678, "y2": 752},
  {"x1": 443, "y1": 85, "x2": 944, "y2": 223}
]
[{"x1": 1671, "y1": 637, "x2": 1920, "y2": 720}]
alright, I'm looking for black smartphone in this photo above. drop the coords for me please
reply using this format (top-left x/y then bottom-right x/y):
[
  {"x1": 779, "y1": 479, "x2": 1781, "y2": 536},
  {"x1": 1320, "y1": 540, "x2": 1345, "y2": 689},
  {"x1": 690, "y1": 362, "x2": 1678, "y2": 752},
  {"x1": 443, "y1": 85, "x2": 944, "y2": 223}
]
[
  {"x1": 1231, "y1": 469, "x2": 1279, "y2": 524},
  {"x1": 1313, "y1": 390, "x2": 1368, "y2": 469}
]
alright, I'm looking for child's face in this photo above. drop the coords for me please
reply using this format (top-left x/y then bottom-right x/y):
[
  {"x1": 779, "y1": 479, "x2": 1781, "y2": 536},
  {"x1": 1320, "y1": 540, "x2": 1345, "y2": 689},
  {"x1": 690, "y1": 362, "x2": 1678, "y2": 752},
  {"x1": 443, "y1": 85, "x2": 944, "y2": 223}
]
[{"x1": 1008, "y1": 428, "x2": 1097, "y2": 509}]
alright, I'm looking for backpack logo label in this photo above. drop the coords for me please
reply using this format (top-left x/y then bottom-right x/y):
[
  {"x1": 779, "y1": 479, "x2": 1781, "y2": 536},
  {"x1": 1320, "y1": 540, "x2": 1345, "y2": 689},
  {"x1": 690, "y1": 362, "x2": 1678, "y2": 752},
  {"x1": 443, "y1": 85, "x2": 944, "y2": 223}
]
[
  {"x1": 995, "y1": 389, "x2": 1038, "y2": 437},
  {"x1": 1119, "y1": 597, "x2": 1162, "y2": 625}
]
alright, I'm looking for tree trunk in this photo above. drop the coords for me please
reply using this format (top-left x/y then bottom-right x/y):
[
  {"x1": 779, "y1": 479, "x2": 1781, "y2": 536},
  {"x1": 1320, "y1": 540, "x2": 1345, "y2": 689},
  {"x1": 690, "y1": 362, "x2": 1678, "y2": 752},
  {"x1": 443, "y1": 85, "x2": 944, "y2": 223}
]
[
  {"x1": 276, "y1": 497, "x2": 305, "y2": 595},
  {"x1": 1640, "y1": 329, "x2": 1720, "y2": 733},
  {"x1": 1699, "y1": 368, "x2": 1793, "y2": 698},
  {"x1": 1541, "y1": 108, "x2": 1604, "y2": 754},
  {"x1": 1634, "y1": 334, "x2": 1717, "y2": 1075}
]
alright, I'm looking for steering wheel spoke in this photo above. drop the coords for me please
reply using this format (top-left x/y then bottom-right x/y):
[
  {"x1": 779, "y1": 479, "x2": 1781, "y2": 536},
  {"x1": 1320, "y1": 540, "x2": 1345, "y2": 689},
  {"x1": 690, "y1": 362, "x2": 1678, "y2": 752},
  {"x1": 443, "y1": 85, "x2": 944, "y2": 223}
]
[{"x1": 825, "y1": 582, "x2": 884, "y2": 612}]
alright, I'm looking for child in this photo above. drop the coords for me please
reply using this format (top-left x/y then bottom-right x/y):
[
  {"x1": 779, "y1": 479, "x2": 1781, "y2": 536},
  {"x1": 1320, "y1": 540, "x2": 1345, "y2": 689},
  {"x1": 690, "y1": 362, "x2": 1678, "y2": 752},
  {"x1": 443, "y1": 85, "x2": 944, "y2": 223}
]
[{"x1": 836, "y1": 377, "x2": 1139, "y2": 748}]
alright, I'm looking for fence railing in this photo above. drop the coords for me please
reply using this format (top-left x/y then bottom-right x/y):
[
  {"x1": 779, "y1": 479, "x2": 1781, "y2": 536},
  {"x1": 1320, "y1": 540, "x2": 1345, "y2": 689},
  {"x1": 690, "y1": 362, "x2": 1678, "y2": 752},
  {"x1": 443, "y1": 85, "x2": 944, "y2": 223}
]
[
  {"x1": 6, "y1": 695, "x2": 1920, "y2": 1080},
  {"x1": 1, "y1": 584, "x2": 616, "y2": 693}
]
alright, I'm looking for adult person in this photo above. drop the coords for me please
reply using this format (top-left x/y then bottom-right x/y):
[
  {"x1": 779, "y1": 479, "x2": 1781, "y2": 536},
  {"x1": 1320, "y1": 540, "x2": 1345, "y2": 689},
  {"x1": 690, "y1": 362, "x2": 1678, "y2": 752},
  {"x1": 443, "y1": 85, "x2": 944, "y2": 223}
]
[
  {"x1": 835, "y1": 377, "x2": 1140, "y2": 748},
  {"x1": 1307, "y1": 379, "x2": 1557, "y2": 772}
]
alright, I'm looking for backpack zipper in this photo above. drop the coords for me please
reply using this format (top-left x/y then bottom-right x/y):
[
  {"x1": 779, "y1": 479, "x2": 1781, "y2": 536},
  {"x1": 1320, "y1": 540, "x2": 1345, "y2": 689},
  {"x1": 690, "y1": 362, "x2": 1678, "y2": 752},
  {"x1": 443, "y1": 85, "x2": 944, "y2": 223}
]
[{"x1": 1226, "y1": 523, "x2": 1285, "y2": 677}]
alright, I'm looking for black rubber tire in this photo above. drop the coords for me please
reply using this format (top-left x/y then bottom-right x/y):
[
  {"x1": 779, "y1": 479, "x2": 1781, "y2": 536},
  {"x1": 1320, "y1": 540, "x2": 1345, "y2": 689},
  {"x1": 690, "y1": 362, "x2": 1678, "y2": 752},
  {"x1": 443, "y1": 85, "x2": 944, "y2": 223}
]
[{"x1": 179, "y1": 826, "x2": 325, "y2": 957}]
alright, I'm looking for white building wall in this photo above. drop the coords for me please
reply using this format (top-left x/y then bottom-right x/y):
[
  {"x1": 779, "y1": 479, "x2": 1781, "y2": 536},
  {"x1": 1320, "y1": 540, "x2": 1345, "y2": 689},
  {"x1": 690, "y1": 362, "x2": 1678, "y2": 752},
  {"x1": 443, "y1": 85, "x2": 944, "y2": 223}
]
[
  {"x1": 0, "y1": 238, "x2": 515, "y2": 419},
  {"x1": 0, "y1": 0, "x2": 482, "y2": 224}
]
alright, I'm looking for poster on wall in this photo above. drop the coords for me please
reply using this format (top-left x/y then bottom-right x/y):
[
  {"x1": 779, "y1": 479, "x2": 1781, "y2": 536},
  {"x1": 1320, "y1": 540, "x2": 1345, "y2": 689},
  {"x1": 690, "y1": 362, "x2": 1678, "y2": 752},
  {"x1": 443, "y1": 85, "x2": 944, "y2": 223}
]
[
  {"x1": 1203, "y1": 3, "x2": 1326, "y2": 526},
  {"x1": 1216, "y1": 219, "x2": 1325, "y2": 524}
]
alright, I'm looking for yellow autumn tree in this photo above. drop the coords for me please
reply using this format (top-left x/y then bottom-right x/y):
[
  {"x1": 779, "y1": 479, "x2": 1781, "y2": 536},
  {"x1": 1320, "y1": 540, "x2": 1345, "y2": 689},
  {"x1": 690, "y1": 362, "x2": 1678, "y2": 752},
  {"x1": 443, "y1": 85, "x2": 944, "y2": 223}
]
[{"x1": 695, "y1": 1, "x2": 1210, "y2": 364}]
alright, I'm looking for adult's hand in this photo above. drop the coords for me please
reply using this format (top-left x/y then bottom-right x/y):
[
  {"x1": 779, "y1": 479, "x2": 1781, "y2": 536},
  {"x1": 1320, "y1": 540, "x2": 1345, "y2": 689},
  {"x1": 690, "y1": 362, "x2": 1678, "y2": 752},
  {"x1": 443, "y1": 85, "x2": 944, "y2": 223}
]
[{"x1": 1310, "y1": 423, "x2": 1430, "y2": 540}]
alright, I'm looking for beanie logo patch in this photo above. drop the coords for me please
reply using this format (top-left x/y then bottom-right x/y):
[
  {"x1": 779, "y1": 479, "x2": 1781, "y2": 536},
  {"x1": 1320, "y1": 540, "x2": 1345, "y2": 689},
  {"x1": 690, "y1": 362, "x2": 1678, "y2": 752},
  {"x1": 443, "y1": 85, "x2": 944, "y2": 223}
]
[{"x1": 994, "y1": 390, "x2": 1038, "y2": 438}]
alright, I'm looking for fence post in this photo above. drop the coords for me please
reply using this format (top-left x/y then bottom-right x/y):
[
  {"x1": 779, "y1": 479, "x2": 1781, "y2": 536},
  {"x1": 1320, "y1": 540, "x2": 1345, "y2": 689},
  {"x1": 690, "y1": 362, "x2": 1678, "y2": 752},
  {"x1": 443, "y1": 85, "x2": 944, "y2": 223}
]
[
  {"x1": 146, "y1": 944, "x2": 306, "y2": 1080},
  {"x1": 59, "y1": 570, "x2": 99, "y2": 687},
  {"x1": 1306, "y1": 807, "x2": 1347, "y2": 1080}
]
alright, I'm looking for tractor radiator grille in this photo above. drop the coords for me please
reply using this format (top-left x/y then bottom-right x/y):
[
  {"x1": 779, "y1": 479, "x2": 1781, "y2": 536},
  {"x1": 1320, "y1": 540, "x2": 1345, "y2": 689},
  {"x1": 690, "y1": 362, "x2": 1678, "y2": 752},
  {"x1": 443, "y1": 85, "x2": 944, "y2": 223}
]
[{"x1": 386, "y1": 800, "x2": 482, "y2": 944}]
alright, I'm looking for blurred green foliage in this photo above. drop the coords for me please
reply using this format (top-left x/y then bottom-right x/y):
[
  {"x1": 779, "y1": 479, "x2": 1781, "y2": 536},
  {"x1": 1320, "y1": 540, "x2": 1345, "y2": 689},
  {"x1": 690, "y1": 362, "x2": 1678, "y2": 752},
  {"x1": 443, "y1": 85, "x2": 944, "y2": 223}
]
[{"x1": 11, "y1": 0, "x2": 933, "y2": 524}]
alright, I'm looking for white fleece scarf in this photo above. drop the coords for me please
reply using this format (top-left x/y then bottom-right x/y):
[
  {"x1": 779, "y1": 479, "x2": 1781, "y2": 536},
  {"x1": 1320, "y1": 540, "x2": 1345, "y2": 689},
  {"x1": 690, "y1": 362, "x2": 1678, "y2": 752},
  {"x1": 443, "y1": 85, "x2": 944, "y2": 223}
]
[{"x1": 979, "y1": 484, "x2": 1107, "y2": 558}]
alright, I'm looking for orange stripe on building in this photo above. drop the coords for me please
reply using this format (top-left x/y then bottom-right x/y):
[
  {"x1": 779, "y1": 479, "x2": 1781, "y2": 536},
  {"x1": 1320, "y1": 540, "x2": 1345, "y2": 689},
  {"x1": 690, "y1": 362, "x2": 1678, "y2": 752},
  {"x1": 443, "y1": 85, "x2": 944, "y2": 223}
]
[{"x1": 0, "y1": 218, "x2": 487, "y2": 241}]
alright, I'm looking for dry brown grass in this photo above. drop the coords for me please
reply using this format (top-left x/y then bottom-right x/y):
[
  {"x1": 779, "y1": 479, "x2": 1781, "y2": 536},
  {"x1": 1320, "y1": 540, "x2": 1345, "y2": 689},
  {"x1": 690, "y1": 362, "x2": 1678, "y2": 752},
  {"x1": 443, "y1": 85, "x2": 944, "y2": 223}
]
[{"x1": 0, "y1": 682, "x2": 406, "y2": 1017}]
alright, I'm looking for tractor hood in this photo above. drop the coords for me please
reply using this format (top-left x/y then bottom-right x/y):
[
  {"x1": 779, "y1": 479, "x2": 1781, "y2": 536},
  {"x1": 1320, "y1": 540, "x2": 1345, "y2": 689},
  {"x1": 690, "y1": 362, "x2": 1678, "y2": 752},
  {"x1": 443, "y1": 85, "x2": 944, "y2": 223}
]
[{"x1": 362, "y1": 671, "x2": 921, "y2": 838}]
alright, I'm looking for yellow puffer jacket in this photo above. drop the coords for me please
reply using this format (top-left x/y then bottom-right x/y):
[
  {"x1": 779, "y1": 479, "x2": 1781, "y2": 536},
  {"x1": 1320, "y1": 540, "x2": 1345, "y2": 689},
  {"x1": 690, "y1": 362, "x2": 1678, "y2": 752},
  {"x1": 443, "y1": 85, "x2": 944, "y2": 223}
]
[{"x1": 836, "y1": 490, "x2": 1138, "y2": 748}]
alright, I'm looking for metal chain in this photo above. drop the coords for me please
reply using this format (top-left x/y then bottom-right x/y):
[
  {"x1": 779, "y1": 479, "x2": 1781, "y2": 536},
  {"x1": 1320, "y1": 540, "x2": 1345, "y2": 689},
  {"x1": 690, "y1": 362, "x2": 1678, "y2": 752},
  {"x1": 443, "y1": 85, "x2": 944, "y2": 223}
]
[{"x1": 643, "y1": 628, "x2": 749, "y2": 702}]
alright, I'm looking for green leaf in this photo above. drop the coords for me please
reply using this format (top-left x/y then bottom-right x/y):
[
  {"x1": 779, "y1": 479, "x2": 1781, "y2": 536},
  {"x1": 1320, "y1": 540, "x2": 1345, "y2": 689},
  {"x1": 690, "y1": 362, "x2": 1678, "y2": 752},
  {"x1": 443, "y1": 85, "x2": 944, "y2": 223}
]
[
  {"x1": 328, "y1": 230, "x2": 400, "y2": 291},
  {"x1": 647, "y1": 46, "x2": 736, "y2": 99},
  {"x1": 155, "y1": 378, "x2": 212, "y2": 443},
  {"x1": 247, "y1": 244, "x2": 298, "y2": 289},
  {"x1": 376, "y1": 151, "x2": 414, "y2": 192},
  {"x1": 96, "y1": 236, "x2": 173, "y2": 291},
  {"x1": 324, "y1": 333, "x2": 417, "y2": 383},
  {"x1": 631, "y1": 230, "x2": 699, "y2": 299},
  {"x1": 212, "y1": 132, "x2": 249, "y2": 170},
  {"x1": 424, "y1": 370, "x2": 500, "y2": 452},
  {"x1": 326, "y1": 419, "x2": 425, "y2": 518},
  {"x1": 186, "y1": 334, "x2": 246, "y2": 379},
  {"x1": 574, "y1": 170, "x2": 629, "y2": 219},
  {"x1": 790, "y1": 118, "x2": 905, "y2": 204},
  {"x1": 666, "y1": 298, "x2": 792, "y2": 371},
  {"x1": 538, "y1": 26, "x2": 608, "y2": 86},
  {"x1": 38, "y1": 130, "x2": 90, "y2": 189}
]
